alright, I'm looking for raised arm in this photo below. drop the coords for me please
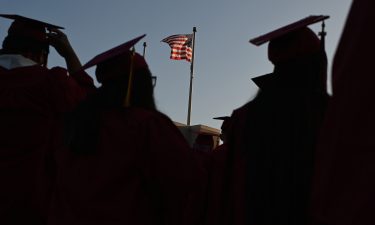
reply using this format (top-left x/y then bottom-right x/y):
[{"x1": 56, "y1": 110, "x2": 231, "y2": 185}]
[{"x1": 48, "y1": 28, "x2": 82, "y2": 74}]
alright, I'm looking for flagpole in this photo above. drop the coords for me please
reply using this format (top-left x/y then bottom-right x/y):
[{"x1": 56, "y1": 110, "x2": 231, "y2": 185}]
[
  {"x1": 142, "y1": 42, "x2": 147, "y2": 57},
  {"x1": 187, "y1": 27, "x2": 196, "y2": 126}
]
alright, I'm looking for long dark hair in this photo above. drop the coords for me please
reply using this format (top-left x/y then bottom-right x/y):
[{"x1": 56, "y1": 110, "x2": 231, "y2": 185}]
[{"x1": 65, "y1": 53, "x2": 156, "y2": 154}]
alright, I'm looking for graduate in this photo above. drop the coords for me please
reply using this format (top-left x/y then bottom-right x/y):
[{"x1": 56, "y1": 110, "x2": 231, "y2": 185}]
[
  {"x1": 0, "y1": 14, "x2": 94, "y2": 225},
  {"x1": 48, "y1": 35, "x2": 207, "y2": 225},
  {"x1": 311, "y1": 1, "x2": 375, "y2": 224},
  {"x1": 228, "y1": 16, "x2": 330, "y2": 225}
]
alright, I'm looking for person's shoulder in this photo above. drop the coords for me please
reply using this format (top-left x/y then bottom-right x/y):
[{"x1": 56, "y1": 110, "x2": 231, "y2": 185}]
[
  {"x1": 0, "y1": 65, "x2": 51, "y2": 84},
  {"x1": 5, "y1": 64, "x2": 49, "y2": 73},
  {"x1": 232, "y1": 101, "x2": 253, "y2": 118},
  {"x1": 48, "y1": 66, "x2": 68, "y2": 75},
  {"x1": 11, "y1": 66, "x2": 69, "y2": 80},
  {"x1": 214, "y1": 143, "x2": 228, "y2": 152},
  {"x1": 135, "y1": 108, "x2": 182, "y2": 133}
]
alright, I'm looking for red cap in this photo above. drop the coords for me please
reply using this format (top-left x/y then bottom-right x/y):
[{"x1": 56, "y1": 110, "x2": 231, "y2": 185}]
[
  {"x1": 94, "y1": 51, "x2": 149, "y2": 83},
  {"x1": 0, "y1": 14, "x2": 63, "y2": 43},
  {"x1": 81, "y1": 34, "x2": 146, "y2": 70}
]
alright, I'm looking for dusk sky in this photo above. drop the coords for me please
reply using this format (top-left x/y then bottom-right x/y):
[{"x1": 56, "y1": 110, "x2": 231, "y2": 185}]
[{"x1": 0, "y1": 0, "x2": 352, "y2": 130}]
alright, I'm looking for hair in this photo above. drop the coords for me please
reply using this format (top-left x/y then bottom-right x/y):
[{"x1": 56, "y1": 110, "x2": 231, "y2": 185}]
[
  {"x1": 1, "y1": 35, "x2": 49, "y2": 55},
  {"x1": 65, "y1": 53, "x2": 156, "y2": 154},
  {"x1": 95, "y1": 52, "x2": 156, "y2": 109}
]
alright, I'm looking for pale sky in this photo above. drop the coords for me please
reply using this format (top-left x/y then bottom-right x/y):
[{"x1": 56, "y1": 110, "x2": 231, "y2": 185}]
[{"x1": 0, "y1": 0, "x2": 353, "y2": 130}]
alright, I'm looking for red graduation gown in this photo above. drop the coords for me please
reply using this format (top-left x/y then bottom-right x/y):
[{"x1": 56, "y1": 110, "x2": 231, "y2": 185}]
[
  {"x1": 205, "y1": 103, "x2": 249, "y2": 225},
  {"x1": 310, "y1": 1, "x2": 375, "y2": 224},
  {"x1": 49, "y1": 108, "x2": 207, "y2": 225},
  {"x1": 0, "y1": 65, "x2": 94, "y2": 225}
]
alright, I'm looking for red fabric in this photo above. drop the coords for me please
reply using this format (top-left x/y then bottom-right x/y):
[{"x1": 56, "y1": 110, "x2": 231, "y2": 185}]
[
  {"x1": 0, "y1": 65, "x2": 94, "y2": 225},
  {"x1": 49, "y1": 108, "x2": 207, "y2": 225},
  {"x1": 205, "y1": 104, "x2": 248, "y2": 225},
  {"x1": 310, "y1": 1, "x2": 375, "y2": 225},
  {"x1": 205, "y1": 143, "x2": 228, "y2": 225}
]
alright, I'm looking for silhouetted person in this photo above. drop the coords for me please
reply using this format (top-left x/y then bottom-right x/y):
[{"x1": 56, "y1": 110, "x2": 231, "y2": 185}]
[
  {"x1": 205, "y1": 115, "x2": 244, "y2": 225},
  {"x1": 194, "y1": 133, "x2": 215, "y2": 153},
  {"x1": 241, "y1": 16, "x2": 329, "y2": 225},
  {"x1": 0, "y1": 15, "x2": 94, "y2": 225},
  {"x1": 310, "y1": 1, "x2": 375, "y2": 225},
  {"x1": 212, "y1": 116, "x2": 230, "y2": 145},
  {"x1": 48, "y1": 36, "x2": 206, "y2": 225},
  {"x1": 205, "y1": 103, "x2": 250, "y2": 225}
]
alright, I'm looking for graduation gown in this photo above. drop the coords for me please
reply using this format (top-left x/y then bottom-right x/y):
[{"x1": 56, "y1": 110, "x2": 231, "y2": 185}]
[
  {"x1": 205, "y1": 103, "x2": 249, "y2": 225},
  {"x1": 310, "y1": 1, "x2": 375, "y2": 224},
  {"x1": 205, "y1": 143, "x2": 229, "y2": 225},
  {"x1": 244, "y1": 58, "x2": 327, "y2": 225},
  {"x1": 0, "y1": 65, "x2": 94, "y2": 225},
  {"x1": 49, "y1": 108, "x2": 206, "y2": 225}
]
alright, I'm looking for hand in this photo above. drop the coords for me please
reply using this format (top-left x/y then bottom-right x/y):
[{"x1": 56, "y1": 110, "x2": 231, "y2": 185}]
[
  {"x1": 47, "y1": 28, "x2": 75, "y2": 58},
  {"x1": 47, "y1": 28, "x2": 82, "y2": 74}
]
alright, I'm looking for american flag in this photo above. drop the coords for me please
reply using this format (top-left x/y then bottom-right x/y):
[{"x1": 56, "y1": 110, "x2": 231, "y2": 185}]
[{"x1": 161, "y1": 34, "x2": 193, "y2": 62}]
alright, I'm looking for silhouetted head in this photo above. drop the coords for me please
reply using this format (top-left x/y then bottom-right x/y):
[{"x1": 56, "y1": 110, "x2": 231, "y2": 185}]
[
  {"x1": 250, "y1": 16, "x2": 329, "y2": 92},
  {"x1": 249, "y1": 15, "x2": 328, "y2": 66},
  {"x1": 268, "y1": 27, "x2": 320, "y2": 65},
  {"x1": 213, "y1": 116, "x2": 231, "y2": 142},
  {"x1": 81, "y1": 34, "x2": 155, "y2": 109},
  {"x1": 0, "y1": 14, "x2": 63, "y2": 66},
  {"x1": 95, "y1": 51, "x2": 156, "y2": 110}
]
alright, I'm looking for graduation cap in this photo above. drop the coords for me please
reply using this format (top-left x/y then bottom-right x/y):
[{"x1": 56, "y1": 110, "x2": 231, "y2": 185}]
[
  {"x1": 0, "y1": 14, "x2": 64, "y2": 43},
  {"x1": 81, "y1": 34, "x2": 146, "y2": 70},
  {"x1": 250, "y1": 15, "x2": 329, "y2": 46},
  {"x1": 251, "y1": 73, "x2": 275, "y2": 89},
  {"x1": 250, "y1": 15, "x2": 329, "y2": 64},
  {"x1": 213, "y1": 116, "x2": 231, "y2": 131},
  {"x1": 213, "y1": 116, "x2": 230, "y2": 121},
  {"x1": 82, "y1": 34, "x2": 147, "y2": 107}
]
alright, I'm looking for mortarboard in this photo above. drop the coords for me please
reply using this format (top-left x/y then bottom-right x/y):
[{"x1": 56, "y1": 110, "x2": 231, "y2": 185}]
[
  {"x1": 81, "y1": 34, "x2": 146, "y2": 70},
  {"x1": 213, "y1": 116, "x2": 231, "y2": 132},
  {"x1": 213, "y1": 116, "x2": 230, "y2": 121},
  {"x1": 0, "y1": 14, "x2": 64, "y2": 43},
  {"x1": 249, "y1": 15, "x2": 329, "y2": 46},
  {"x1": 250, "y1": 15, "x2": 329, "y2": 64},
  {"x1": 251, "y1": 73, "x2": 275, "y2": 89},
  {"x1": 81, "y1": 34, "x2": 147, "y2": 107}
]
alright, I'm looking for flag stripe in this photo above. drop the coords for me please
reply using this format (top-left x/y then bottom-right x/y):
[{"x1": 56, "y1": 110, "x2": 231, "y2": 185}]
[{"x1": 162, "y1": 34, "x2": 193, "y2": 62}]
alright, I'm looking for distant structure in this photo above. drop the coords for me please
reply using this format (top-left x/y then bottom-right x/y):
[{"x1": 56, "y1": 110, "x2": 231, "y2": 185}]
[{"x1": 174, "y1": 122, "x2": 220, "y2": 149}]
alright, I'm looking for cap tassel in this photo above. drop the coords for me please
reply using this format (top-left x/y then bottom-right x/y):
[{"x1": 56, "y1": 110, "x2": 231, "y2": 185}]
[
  {"x1": 123, "y1": 48, "x2": 136, "y2": 107},
  {"x1": 318, "y1": 20, "x2": 328, "y2": 94}
]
